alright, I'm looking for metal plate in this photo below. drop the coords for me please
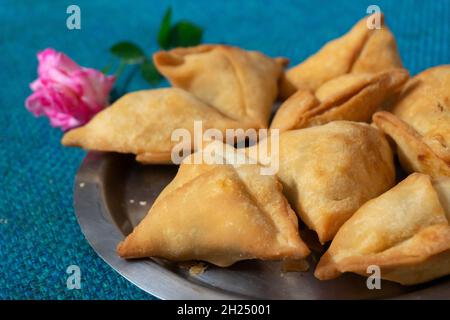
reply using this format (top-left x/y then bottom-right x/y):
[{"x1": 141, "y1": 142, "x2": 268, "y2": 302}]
[{"x1": 74, "y1": 151, "x2": 450, "y2": 299}]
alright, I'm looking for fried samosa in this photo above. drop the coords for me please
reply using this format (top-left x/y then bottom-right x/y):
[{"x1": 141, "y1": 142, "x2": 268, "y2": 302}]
[
  {"x1": 315, "y1": 173, "x2": 450, "y2": 285},
  {"x1": 271, "y1": 69, "x2": 408, "y2": 132},
  {"x1": 248, "y1": 121, "x2": 396, "y2": 243},
  {"x1": 117, "y1": 143, "x2": 310, "y2": 267},
  {"x1": 373, "y1": 65, "x2": 450, "y2": 177},
  {"x1": 374, "y1": 112, "x2": 450, "y2": 178},
  {"x1": 280, "y1": 13, "x2": 403, "y2": 99},
  {"x1": 153, "y1": 44, "x2": 288, "y2": 128},
  {"x1": 62, "y1": 88, "x2": 251, "y2": 164}
]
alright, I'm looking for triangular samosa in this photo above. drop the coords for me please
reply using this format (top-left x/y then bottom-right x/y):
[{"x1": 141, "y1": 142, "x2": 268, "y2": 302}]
[
  {"x1": 271, "y1": 69, "x2": 408, "y2": 132},
  {"x1": 248, "y1": 121, "x2": 396, "y2": 243},
  {"x1": 373, "y1": 65, "x2": 450, "y2": 177},
  {"x1": 315, "y1": 173, "x2": 450, "y2": 285},
  {"x1": 373, "y1": 112, "x2": 450, "y2": 178},
  {"x1": 62, "y1": 88, "x2": 252, "y2": 164},
  {"x1": 280, "y1": 13, "x2": 403, "y2": 99},
  {"x1": 153, "y1": 44, "x2": 288, "y2": 128},
  {"x1": 117, "y1": 144, "x2": 310, "y2": 267}
]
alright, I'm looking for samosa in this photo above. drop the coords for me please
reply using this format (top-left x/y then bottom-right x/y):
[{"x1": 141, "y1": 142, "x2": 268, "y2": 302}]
[
  {"x1": 280, "y1": 13, "x2": 403, "y2": 99},
  {"x1": 271, "y1": 69, "x2": 408, "y2": 132},
  {"x1": 248, "y1": 121, "x2": 396, "y2": 243},
  {"x1": 373, "y1": 65, "x2": 450, "y2": 178},
  {"x1": 154, "y1": 44, "x2": 288, "y2": 128},
  {"x1": 315, "y1": 173, "x2": 450, "y2": 285},
  {"x1": 62, "y1": 88, "x2": 253, "y2": 164},
  {"x1": 117, "y1": 143, "x2": 310, "y2": 266}
]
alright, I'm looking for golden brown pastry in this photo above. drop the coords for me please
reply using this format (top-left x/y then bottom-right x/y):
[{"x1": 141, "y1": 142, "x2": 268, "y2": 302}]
[
  {"x1": 62, "y1": 88, "x2": 252, "y2": 164},
  {"x1": 315, "y1": 173, "x2": 450, "y2": 285},
  {"x1": 117, "y1": 144, "x2": 310, "y2": 267},
  {"x1": 373, "y1": 65, "x2": 450, "y2": 177},
  {"x1": 280, "y1": 13, "x2": 403, "y2": 99},
  {"x1": 248, "y1": 121, "x2": 396, "y2": 243},
  {"x1": 154, "y1": 44, "x2": 288, "y2": 128},
  {"x1": 373, "y1": 112, "x2": 450, "y2": 178},
  {"x1": 271, "y1": 69, "x2": 408, "y2": 132}
]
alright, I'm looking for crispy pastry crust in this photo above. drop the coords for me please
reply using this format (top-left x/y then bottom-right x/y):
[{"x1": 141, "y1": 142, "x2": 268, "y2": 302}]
[
  {"x1": 117, "y1": 145, "x2": 310, "y2": 267},
  {"x1": 249, "y1": 121, "x2": 395, "y2": 243},
  {"x1": 154, "y1": 44, "x2": 288, "y2": 128},
  {"x1": 62, "y1": 88, "x2": 253, "y2": 164},
  {"x1": 373, "y1": 111, "x2": 450, "y2": 178},
  {"x1": 279, "y1": 13, "x2": 403, "y2": 99},
  {"x1": 315, "y1": 173, "x2": 450, "y2": 285},
  {"x1": 389, "y1": 65, "x2": 450, "y2": 163},
  {"x1": 271, "y1": 69, "x2": 408, "y2": 132}
]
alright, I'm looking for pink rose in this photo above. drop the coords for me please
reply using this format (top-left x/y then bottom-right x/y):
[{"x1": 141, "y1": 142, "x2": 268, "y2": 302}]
[{"x1": 25, "y1": 48, "x2": 115, "y2": 131}]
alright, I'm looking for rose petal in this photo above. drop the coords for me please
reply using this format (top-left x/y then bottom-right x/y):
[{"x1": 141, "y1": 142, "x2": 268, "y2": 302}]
[{"x1": 25, "y1": 48, "x2": 115, "y2": 131}]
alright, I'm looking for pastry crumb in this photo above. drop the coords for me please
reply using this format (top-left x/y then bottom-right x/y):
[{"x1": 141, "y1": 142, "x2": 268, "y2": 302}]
[
  {"x1": 189, "y1": 262, "x2": 208, "y2": 276},
  {"x1": 179, "y1": 261, "x2": 208, "y2": 276},
  {"x1": 139, "y1": 201, "x2": 147, "y2": 206},
  {"x1": 129, "y1": 199, "x2": 135, "y2": 204},
  {"x1": 79, "y1": 182, "x2": 85, "y2": 188}
]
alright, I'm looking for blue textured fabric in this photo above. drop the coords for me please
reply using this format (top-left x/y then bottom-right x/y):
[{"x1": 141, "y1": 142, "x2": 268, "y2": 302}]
[{"x1": 0, "y1": 0, "x2": 449, "y2": 299}]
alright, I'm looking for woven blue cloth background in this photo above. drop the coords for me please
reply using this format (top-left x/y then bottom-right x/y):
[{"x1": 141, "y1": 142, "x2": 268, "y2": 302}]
[{"x1": 1, "y1": 0, "x2": 449, "y2": 299}]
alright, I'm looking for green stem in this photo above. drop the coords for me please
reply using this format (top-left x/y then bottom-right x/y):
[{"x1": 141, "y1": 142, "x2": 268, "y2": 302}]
[
  {"x1": 120, "y1": 65, "x2": 139, "y2": 95},
  {"x1": 115, "y1": 60, "x2": 127, "y2": 79}
]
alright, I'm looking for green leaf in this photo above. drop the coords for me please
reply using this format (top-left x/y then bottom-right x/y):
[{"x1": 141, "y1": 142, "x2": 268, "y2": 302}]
[
  {"x1": 158, "y1": 7, "x2": 172, "y2": 49},
  {"x1": 170, "y1": 21, "x2": 203, "y2": 47},
  {"x1": 141, "y1": 59, "x2": 162, "y2": 85},
  {"x1": 110, "y1": 42, "x2": 145, "y2": 64}
]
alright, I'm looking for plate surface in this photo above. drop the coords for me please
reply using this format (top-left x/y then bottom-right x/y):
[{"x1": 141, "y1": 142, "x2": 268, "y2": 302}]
[{"x1": 74, "y1": 152, "x2": 450, "y2": 299}]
